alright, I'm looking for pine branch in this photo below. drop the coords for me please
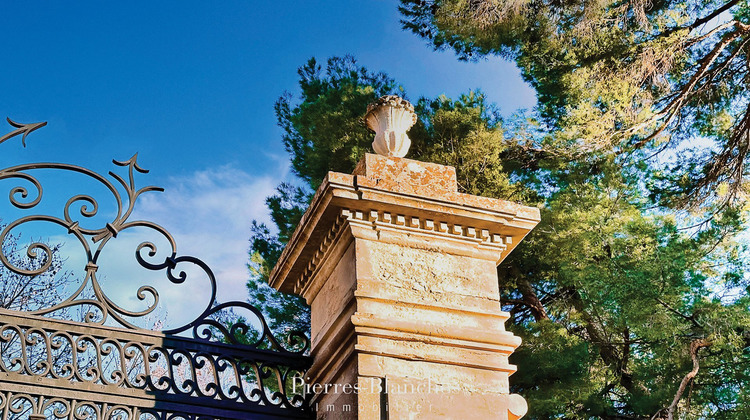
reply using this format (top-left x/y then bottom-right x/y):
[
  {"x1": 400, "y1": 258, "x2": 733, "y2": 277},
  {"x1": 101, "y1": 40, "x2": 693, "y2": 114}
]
[
  {"x1": 688, "y1": 0, "x2": 741, "y2": 31},
  {"x1": 666, "y1": 339, "x2": 712, "y2": 420},
  {"x1": 628, "y1": 23, "x2": 750, "y2": 150}
]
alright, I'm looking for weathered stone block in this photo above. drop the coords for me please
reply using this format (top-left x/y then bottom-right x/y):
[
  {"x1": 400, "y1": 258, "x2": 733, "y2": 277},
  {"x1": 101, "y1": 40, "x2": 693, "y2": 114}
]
[{"x1": 270, "y1": 153, "x2": 540, "y2": 419}]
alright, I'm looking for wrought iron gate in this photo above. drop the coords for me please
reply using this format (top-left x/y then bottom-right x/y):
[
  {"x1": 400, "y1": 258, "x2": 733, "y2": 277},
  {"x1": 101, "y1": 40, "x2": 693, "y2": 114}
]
[{"x1": 0, "y1": 119, "x2": 313, "y2": 419}]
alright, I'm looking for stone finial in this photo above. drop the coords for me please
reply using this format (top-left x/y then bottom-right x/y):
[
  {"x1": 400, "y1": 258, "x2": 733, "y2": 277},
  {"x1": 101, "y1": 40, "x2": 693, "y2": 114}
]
[{"x1": 365, "y1": 95, "x2": 417, "y2": 158}]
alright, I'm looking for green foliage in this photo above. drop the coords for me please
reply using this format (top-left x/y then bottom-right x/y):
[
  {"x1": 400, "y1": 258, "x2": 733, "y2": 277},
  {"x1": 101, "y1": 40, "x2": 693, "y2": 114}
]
[
  {"x1": 247, "y1": 183, "x2": 310, "y2": 335},
  {"x1": 509, "y1": 320, "x2": 598, "y2": 417},
  {"x1": 393, "y1": 3, "x2": 750, "y2": 413},
  {"x1": 248, "y1": 43, "x2": 750, "y2": 417},
  {"x1": 411, "y1": 93, "x2": 530, "y2": 200},
  {"x1": 503, "y1": 153, "x2": 750, "y2": 417},
  {"x1": 400, "y1": 0, "x2": 750, "y2": 208}
]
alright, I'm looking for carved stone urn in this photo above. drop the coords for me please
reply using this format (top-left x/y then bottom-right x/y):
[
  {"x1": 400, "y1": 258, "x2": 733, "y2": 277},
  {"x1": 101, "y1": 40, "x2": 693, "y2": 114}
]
[{"x1": 364, "y1": 95, "x2": 417, "y2": 158}]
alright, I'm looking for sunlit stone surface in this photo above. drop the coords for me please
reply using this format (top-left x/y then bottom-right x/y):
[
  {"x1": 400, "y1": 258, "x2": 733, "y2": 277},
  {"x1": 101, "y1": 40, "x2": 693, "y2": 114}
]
[{"x1": 270, "y1": 152, "x2": 540, "y2": 419}]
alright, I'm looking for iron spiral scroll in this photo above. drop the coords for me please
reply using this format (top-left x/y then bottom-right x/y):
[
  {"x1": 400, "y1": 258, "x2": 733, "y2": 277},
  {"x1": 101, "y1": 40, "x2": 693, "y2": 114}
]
[{"x1": 0, "y1": 119, "x2": 313, "y2": 419}]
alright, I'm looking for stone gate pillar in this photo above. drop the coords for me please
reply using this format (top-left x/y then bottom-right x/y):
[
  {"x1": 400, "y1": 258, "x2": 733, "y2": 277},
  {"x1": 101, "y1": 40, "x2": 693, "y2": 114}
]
[{"x1": 269, "y1": 97, "x2": 540, "y2": 419}]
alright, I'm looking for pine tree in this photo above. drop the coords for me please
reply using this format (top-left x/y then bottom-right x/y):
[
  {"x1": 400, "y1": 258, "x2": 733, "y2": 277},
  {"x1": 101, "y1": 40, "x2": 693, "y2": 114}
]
[
  {"x1": 400, "y1": 0, "x2": 750, "y2": 209},
  {"x1": 249, "y1": 48, "x2": 750, "y2": 417}
]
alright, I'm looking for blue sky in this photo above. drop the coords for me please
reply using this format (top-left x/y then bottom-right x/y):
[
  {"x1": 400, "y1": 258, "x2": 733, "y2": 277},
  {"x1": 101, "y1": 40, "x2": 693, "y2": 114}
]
[{"x1": 0, "y1": 1, "x2": 536, "y2": 325}]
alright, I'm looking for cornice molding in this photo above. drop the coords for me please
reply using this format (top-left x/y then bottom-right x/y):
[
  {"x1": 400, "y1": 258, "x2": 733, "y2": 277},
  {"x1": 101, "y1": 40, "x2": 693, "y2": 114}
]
[{"x1": 292, "y1": 207, "x2": 511, "y2": 297}]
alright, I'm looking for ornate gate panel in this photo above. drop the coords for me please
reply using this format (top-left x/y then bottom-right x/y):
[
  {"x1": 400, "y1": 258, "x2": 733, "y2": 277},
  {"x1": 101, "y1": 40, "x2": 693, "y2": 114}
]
[{"x1": 0, "y1": 120, "x2": 312, "y2": 419}]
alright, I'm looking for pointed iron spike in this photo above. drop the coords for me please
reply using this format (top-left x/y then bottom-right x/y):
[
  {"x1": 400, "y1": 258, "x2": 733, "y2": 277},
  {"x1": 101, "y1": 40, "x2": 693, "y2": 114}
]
[
  {"x1": 1, "y1": 119, "x2": 46, "y2": 147},
  {"x1": 130, "y1": 153, "x2": 150, "y2": 174},
  {"x1": 112, "y1": 155, "x2": 133, "y2": 167},
  {"x1": 6, "y1": 117, "x2": 21, "y2": 128},
  {"x1": 141, "y1": 185, "x2": 165, "y2": 193}
]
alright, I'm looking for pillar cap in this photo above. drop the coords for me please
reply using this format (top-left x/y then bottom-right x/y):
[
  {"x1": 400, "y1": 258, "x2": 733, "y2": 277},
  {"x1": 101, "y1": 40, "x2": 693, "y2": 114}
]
[{"x1": 268, "y1": 154, "x2": 540, "y2": 294}]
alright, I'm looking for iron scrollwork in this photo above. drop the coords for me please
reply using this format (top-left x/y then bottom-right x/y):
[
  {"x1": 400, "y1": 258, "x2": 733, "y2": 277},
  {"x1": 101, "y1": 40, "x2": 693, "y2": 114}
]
[
  {"x1": 0, "y1": 119, "x2": 313, "y2": 419},
  {"x1": 0, "y1": 390, "x2": 229, "y2": 419}
]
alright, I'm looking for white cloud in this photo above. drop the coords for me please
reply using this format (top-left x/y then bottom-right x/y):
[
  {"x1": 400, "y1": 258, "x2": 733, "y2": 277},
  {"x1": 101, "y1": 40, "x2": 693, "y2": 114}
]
[
  {"x1": 132, "y1": 165, "x2": 281, "y2": 307},
  {"x1": 10, "y1": 163, "x2": 285, "y2": 330}
]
